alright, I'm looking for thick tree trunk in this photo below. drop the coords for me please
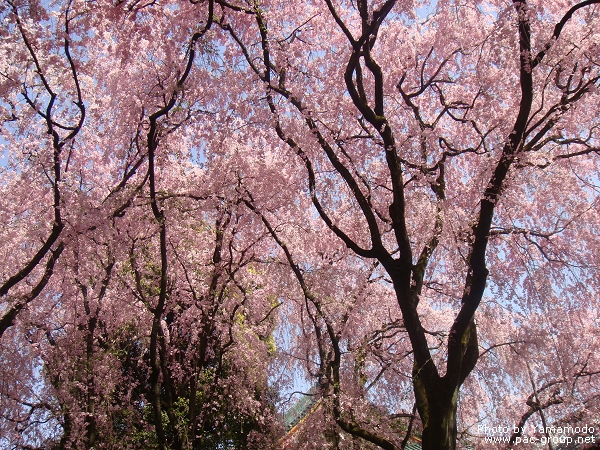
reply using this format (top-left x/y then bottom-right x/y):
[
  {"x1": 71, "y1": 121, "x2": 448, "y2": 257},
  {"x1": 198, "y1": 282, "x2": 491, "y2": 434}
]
[
  {"x1": 412, "y1": 320, "x2": 479, "y2": 450},
  {"x1": 414, "y1": 381, "x2": 459, "y2": 450},
  {"x1": 422, "y1": 410, "x2": 458, "y2": 450}
]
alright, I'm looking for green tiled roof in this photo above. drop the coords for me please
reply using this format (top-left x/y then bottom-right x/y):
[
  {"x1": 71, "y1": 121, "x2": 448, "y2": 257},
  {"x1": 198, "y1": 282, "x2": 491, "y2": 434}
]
[
  {"x1": 404, "y1": 440, "x2": 422, "y2": 449},
  {"x1": 282, "y1": 387, "x2": 423, "y2": 449},
  {"x1": 283, "y1": 388, "x2": 320, "y2": 431}
]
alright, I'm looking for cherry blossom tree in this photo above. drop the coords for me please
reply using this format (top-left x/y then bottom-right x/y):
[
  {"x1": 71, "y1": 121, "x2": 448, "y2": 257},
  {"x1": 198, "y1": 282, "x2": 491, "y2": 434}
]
[
  {"x1": 2, "y1": 0, "x2": 600, "y2": 449},
  {"x1": 1, "y1": 0, "x2": 280, "y2": 448},
  {"x1": 213, "y1": 0, "x2": 600, "y2": 449}
]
